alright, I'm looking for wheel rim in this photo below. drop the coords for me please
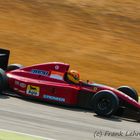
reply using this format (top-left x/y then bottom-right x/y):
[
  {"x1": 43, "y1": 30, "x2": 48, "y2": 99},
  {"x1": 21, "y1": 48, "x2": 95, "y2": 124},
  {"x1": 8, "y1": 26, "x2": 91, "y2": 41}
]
[{"x1": 97, "y1": 98, "x2": 111, "y2": 111}]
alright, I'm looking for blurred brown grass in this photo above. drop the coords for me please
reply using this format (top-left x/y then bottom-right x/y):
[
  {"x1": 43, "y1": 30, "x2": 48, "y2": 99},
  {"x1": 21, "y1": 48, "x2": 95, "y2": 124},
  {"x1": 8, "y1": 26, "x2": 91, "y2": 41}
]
[{"x1": 0, "y1": 0, "x2": 140, "y2": 94}]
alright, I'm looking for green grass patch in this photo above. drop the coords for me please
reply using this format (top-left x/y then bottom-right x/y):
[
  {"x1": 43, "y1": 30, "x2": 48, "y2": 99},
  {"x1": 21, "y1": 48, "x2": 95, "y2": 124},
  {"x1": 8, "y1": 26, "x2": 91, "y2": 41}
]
[{"x1": 0, "y1": 130, "x2": 45, "y2": 140}]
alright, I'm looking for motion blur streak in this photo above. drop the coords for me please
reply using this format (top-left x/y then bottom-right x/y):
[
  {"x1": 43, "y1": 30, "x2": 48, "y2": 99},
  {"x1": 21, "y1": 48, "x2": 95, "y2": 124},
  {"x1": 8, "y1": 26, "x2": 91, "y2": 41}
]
[{"x1": 0, "y1": 0, "x2": 140, "y2": 93}]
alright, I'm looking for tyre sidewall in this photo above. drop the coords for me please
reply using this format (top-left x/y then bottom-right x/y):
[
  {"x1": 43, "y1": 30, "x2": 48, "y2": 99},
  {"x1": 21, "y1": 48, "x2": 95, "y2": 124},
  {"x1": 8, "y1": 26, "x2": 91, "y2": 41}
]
[{"x1": 91, "y1": 90, "x2": 119, "y2": 117}]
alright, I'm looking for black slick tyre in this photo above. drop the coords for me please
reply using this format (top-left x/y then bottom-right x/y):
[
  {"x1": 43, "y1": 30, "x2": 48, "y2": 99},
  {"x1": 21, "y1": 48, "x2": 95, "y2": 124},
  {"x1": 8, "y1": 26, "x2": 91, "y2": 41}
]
[
  {"x1": 117, "y1": 86, "x2": 138, "y2": 102},
  {"x1": 6, "y1": 64, "x2": 23, "y2": 72},
  {"x1": 91, "y1": 90, "x2": 119, "y2": 117},
  {"x1": 0, "y1": 68, "x2": 8, "y2": 92}
]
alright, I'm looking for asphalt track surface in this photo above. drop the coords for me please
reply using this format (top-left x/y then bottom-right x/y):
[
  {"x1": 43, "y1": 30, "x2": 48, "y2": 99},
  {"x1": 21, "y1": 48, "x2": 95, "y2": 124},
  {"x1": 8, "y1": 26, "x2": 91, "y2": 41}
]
[{"x1": 0, "y1": 94, "x2": 140, "y2": 140}]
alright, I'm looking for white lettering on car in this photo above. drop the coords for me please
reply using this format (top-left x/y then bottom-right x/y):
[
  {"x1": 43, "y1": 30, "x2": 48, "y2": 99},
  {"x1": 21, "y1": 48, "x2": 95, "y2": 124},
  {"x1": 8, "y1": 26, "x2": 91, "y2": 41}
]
[
  {"x1": 43, "y1": 94, "x2": 65, "y2": 102},
  {"x1": 31, "y1": 69, "x2": 49, "y2": 76}
]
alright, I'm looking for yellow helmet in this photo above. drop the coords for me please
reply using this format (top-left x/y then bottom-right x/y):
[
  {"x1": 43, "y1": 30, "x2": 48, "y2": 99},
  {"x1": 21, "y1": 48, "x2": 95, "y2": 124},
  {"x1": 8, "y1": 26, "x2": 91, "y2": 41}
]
[{"x1": 67, "y1": 70, "x2": 80, "y2": 84}]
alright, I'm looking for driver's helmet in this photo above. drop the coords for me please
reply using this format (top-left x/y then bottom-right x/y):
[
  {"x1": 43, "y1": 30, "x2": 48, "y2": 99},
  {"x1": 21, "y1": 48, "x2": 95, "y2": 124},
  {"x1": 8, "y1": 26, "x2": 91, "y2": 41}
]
[{"x1": 67, "y1": 70, "x2": 80, "y2": 84}]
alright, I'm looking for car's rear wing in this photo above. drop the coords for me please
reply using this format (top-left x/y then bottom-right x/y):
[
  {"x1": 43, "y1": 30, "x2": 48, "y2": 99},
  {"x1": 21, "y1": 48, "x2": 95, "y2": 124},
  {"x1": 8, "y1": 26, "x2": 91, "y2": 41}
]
[{"x1": 0, "y1": 48, "x2": 10, "y2": 70}]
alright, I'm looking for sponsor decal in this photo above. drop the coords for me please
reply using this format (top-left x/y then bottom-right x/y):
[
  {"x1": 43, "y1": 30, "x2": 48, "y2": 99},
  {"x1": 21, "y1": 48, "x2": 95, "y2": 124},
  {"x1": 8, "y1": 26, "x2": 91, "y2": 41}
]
[
  {"x1": 13, "y1": 88, "x2": 25, "y2": 93},
  {"x1": 20, "y1": 83, "x2": 26, "y2": 88},
  {"x1": 50, "y1": 71, "x2": 64, "y2": 80},
  {"x1": 43, "y1": 94, "x2": 65, "y2": 102},
  {"x1": 55, "y1": 65, "x2": 59, "y2": 70},
  {"x1": 15, "y1": 80, "x2": 20, "y2": 85},
  {"x1": 26, "y1": 85, "x2": 40, "y2": 96},
  {"x1": 31, "y1": 69, "x2": 49, "y2": 76},
  {"x1": 15, "y1": 81, "x2": 26, "y2": 88}
]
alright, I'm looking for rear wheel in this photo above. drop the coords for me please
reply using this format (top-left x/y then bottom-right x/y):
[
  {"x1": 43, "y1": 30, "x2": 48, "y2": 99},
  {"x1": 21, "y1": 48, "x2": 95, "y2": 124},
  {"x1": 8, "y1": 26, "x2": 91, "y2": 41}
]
[
  {"x1": 6, "y1": 64, "x2": 23, "y2": 71},
  {"x1": 0, "y1": 68, "x2": 8, "y2": 92},
  {"x1": 91, "y1": 90, "x2": 119, "y2": 117},
  {"x1": 117, "y1": 86, "x2": 138, "y2": 102}
]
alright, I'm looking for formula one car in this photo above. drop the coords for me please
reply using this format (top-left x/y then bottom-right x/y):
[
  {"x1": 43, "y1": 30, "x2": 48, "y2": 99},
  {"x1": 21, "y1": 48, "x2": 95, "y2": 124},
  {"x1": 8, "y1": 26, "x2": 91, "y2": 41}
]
[{"x1": 0, "y1": 48, "x2": 140, "y2": 120}]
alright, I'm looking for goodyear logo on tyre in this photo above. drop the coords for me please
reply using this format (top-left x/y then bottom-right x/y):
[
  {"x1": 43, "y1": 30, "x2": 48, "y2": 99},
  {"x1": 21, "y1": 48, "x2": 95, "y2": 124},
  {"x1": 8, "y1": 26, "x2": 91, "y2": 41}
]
[{"x1": 26, "y1": 85, "x2": 40, "y2": 96}]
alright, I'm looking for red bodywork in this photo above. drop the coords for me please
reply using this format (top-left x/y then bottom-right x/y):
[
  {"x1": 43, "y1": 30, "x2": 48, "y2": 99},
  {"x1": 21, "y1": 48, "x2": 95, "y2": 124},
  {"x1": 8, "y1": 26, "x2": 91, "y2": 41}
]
[{"x1": 6, "y1": 62, "x2": 140, "y2": 111}]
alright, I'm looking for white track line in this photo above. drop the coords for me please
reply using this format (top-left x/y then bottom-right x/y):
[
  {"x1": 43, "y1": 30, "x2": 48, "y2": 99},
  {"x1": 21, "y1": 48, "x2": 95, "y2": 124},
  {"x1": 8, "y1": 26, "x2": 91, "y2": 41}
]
[{"x1": 0, "y1": 128, "x2": 56, "y2": 140}]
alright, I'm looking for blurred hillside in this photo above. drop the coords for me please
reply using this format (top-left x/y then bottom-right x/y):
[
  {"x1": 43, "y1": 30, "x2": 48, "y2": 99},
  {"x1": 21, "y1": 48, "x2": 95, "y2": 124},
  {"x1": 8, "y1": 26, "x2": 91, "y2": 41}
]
[{"x1": 0, "y1": 0, "x2": 140, "y2": 93}]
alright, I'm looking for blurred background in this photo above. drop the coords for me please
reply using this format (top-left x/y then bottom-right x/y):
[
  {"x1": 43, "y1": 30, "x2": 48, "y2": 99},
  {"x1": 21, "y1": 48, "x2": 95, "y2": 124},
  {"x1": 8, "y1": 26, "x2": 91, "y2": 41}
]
[{"x1": 0, "y1": 0, "x2": 140, "y2": 94}]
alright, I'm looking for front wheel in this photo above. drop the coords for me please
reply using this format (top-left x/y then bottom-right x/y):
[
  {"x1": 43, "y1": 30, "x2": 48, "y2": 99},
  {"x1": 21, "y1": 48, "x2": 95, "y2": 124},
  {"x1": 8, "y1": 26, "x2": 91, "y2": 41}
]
[
  {"x1": 117, "y1": 86, "x2": 138, "y2": 102},
  {"x1": 91, "y1": 90, "x2": 119, "y2": 117}
]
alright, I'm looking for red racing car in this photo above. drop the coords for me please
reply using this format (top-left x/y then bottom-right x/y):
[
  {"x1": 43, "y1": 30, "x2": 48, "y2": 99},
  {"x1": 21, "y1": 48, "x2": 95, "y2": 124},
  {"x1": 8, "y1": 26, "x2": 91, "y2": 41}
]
[{"x1": 0, "y1": 48, "x2": 140, "y2": 121}]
